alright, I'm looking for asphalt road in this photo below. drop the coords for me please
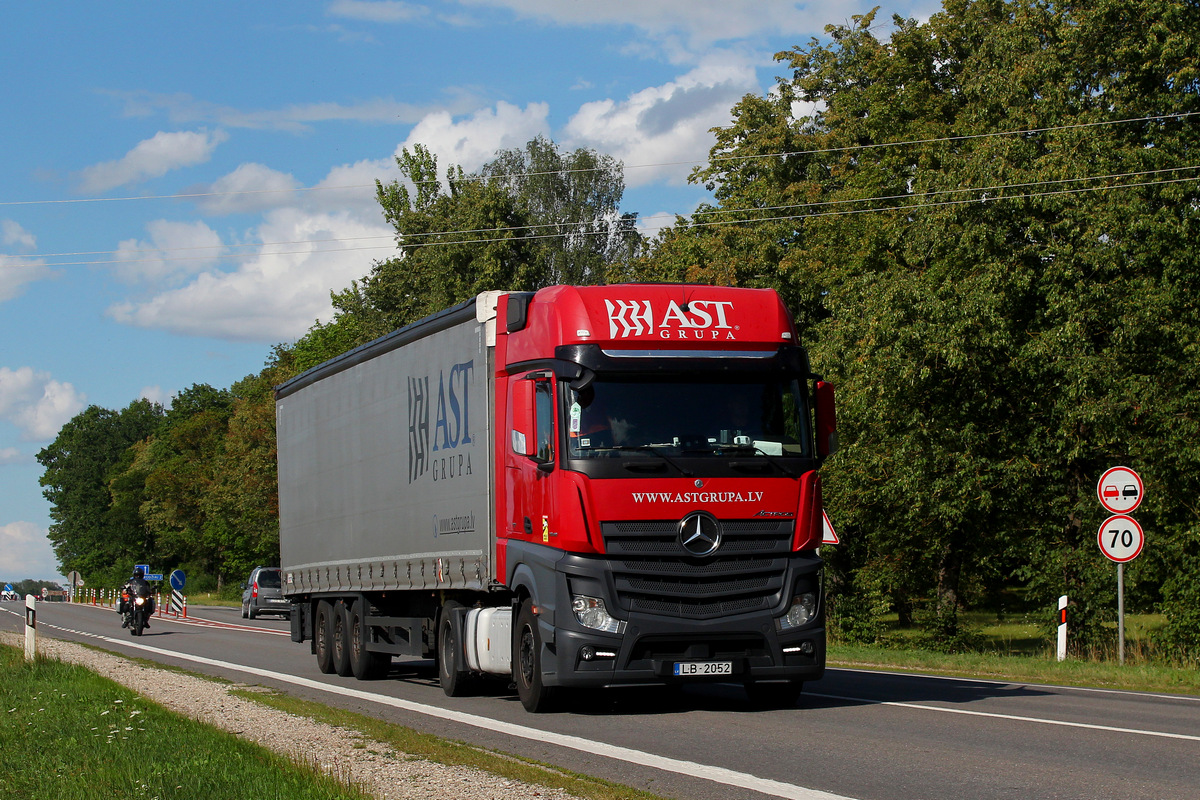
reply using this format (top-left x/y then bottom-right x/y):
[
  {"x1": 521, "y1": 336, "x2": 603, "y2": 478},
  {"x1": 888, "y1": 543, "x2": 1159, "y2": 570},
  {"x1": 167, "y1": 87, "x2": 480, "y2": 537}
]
[{"x1": 4, "y1": 599, "x2": 1199, "y2": 800}]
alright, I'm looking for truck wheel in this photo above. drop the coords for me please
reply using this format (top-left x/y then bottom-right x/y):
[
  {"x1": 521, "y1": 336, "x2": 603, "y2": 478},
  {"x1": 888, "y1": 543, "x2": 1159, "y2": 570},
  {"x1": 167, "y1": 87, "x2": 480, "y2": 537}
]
[
  {"x1": 332, "y1": 602, "x2": 353, "y2": 677},
  {"x1": 438, "y1": 600, "x2": 476, "y2": 697},
  {"x1": 315, "y1": 600, "x2": 336, "y2": 674},
  {"x1": 743, "y1": 679, "x2": 803, "y2": 709},
  {"x1": 348, "y1": 600, "x2": 390, "y2": 680},
  {"x1": 514, "y1": 599, "x2": 556, "y2": 712}
]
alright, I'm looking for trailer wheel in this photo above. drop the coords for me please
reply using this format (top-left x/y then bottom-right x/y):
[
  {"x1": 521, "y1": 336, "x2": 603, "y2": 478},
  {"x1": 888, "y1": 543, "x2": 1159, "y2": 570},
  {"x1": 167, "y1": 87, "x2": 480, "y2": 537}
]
[
  {"x1": 332, "y1": 601, "x2": 353, "y2": 677},
  {"x1": 348, "y1": 599, "x2": 390, "y2": 680},
  {"x1": 315, "y1": 600, "x2": 336, "y2": 674},
  {"x1": 514, "y1": 599, "x2": 556, "y2": 712},
  {"x1": 438, "y1": 600, "x2": 476, "y2": 697}
]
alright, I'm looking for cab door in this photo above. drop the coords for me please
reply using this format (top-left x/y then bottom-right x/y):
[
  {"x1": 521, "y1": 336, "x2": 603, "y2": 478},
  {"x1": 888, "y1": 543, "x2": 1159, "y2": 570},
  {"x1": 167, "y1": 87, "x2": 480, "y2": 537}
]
[{"x1": 505, "y1": 371, "x2": 558, "y2": 544}]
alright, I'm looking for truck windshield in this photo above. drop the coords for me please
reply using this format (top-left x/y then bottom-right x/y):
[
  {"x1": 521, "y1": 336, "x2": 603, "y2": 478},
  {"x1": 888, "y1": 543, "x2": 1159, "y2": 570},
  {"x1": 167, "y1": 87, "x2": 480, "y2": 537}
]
[{"x1": 566, "y1": 377, "x2": 810, "y2": 460}]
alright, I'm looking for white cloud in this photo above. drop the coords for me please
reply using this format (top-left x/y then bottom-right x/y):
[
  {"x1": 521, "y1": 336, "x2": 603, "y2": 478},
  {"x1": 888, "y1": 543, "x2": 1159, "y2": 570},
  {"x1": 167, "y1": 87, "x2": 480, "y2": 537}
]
[
  {"x1": 0, "y1": 255, "x2": 55, "y2": 303},
  {"x1": 139, "y1": 386, "x2": 173, "y2": 407},
  {"x1": 328, "y1": 0, "x2": 429, "y2": 22},
  {"x1": 2, "y1": 220, "x2": 36, "y2": 250},
  {"x1": 459, "y1": 0, "x2": 889, "y2": 50},
  {"x1": 197, "y1": 163, "x2": 304, "y2": 215},
  {"x1": 564, "y1": 55, "x2": 757, "y2": 186},
  {"x1": 113, "y1": 220, "x2": 226, "y2": 286},
  {"x1": 77, "y1": 129, "x2": 229, "y2": 193},
  {"x1": 107, "y1": 207, "x2": 397, "y2": 342},
  {"x1": 0, "y1": 367, "x2": 86, "y2": 442},
  {"x1": 0, "y1": 521, "x2": 61, "y2": 582},
  {"x1": 0, "y1": 447, "x2": 22, "y2": 464},
  {"x1": 108, "y1": 90, "x2": 484, "y2": 134},
  {"x1": 400, "y1": 101, "x2": 550, "y2": 177}
]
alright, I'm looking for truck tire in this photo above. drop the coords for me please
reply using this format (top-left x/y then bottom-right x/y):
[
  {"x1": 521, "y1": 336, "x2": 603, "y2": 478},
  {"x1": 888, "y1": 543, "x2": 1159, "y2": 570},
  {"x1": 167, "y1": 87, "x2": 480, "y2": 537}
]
[
  {"x1": 348, "y1": 599, "x2": 390, "y2": 680},
  {"x1": 315, "y1": 600, "x2": 336, "y2": 674},
  {"x1": 438, "y1": 600, "x2": 476, "y2": 697},
  {"x1": 332, "y1": 601, "x2": 353, "y2": 677},
  {"x1": 514, "y1": 599, "x2": 556, "y2": 713}
]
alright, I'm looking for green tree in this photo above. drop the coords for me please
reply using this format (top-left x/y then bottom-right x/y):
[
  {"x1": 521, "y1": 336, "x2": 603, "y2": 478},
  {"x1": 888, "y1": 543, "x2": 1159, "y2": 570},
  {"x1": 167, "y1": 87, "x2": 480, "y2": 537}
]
[
  {"x1": 333, "y1": 138, "x2": 642, "y2": 341},
  {"x1": 37, "y1": 399, "x2": 164, "y2": 585},
  {"x1": 481, "y1": 135, "x2": 642, "y2": 285},
  {"x1": 138, "y1": 384, "x2": 235, "y2": 584},
  {"x1": 652, "y1": 0, "x2": 1200, "y2": 649},
  {"x1": 335, "y1": 143, "x2": 540, "y2": 338}
]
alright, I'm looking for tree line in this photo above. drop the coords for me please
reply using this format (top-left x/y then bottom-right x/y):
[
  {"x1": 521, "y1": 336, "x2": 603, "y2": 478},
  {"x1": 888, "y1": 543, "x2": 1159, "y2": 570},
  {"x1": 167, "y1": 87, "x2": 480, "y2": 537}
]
[{"x1": 38, "y1": 0, "x2": 1200, "y2": 657}]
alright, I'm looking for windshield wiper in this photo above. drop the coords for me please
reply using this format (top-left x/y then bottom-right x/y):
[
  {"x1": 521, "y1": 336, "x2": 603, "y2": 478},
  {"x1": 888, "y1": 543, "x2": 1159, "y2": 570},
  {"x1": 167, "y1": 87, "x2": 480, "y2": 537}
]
[
  {"x1": 725, "y1": 444, "x2": 799, "y2": 479},
  {"x1": 611, "y1": 445, "x2": 694, "y2": 477}
]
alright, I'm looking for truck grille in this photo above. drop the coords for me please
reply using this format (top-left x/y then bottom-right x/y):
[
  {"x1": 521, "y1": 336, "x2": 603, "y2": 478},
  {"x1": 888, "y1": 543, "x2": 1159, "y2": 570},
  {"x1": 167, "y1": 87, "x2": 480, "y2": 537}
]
[{"x1": 601, "y1": 519, "x2": 793, "y2": 620}]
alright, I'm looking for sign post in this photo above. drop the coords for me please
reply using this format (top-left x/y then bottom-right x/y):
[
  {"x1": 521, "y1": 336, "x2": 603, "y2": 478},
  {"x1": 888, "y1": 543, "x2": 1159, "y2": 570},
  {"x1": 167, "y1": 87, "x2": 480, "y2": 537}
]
[{"x1": 1096, "y1": 465, "x2": 1145, "y2": 666}]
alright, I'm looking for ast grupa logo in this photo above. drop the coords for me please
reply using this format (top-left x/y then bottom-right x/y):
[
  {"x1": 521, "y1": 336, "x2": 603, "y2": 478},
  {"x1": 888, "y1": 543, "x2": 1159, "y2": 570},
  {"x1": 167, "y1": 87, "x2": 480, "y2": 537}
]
[{"x1": 605, "y1": 299, "x2": 738, "y2": 340}]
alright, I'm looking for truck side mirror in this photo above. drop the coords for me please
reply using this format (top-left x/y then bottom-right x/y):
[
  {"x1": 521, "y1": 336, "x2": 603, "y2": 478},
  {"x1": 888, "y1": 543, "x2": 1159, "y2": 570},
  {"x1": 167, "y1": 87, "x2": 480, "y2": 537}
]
[
  {"x1": 511, "y1": 378, "x2": 536, "y2": 457},
  {"x1": 815, "y1": 380, "x2": 838, "y2": 458}
]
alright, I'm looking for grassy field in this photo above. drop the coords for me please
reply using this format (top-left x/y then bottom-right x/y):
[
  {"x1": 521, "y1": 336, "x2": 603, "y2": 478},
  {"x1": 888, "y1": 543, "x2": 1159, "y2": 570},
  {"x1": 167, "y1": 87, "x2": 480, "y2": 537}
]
[
  {"x1": 828, "y1": 611, "x2": 1200, "y2": 696},
  {"x1": 0, "y1": 644, "x2": 370, "y2": 800}
]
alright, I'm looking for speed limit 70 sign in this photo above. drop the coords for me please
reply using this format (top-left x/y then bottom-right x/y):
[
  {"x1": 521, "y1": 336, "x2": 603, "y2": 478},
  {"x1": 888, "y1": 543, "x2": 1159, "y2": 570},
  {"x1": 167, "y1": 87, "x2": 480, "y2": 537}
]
[{"x1": 1098, "y1": 514, "x2": 1145, "y2": 563}]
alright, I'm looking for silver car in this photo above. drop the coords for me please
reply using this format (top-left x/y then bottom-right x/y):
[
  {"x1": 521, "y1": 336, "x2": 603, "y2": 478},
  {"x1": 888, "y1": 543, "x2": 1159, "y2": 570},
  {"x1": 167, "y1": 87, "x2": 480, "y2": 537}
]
[{"x1": 241, "y1": 566, "x2": 289, "y2": 619}]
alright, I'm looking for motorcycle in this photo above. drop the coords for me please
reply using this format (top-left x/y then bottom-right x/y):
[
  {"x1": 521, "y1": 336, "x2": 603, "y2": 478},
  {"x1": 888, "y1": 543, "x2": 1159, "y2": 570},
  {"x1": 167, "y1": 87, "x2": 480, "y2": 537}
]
[{"x1": 119, "y1": 583, "x2": 154, "y2": 636}]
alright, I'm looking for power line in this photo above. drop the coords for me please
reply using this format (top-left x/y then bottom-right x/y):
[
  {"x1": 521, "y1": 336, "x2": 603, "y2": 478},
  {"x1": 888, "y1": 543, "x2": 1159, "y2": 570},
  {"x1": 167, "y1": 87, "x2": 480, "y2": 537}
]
[
  {"x1": 2, "y1": 111, "x2": 1195, "y2": 209},
  {"x1": 19, "y1": 167, "x2": 1199, "y2": 268}
]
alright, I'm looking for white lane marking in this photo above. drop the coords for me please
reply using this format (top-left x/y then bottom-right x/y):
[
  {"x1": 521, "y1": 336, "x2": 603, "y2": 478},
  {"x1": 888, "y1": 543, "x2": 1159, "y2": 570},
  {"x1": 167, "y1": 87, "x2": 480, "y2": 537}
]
[
  {"x1": 53, "y1": 601, "x2": 289, "y2": 636},
  {"x1": 11, "y1": 612, "x2": 854, "y2": 800},
  {"x1": 807, "y1": 692, "x2": 1200, "y2": 743}
]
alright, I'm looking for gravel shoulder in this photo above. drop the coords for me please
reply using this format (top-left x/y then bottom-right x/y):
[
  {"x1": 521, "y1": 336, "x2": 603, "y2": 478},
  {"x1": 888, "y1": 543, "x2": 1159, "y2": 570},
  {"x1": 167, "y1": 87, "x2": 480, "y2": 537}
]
[{"x1": 2, "y1": 631, "x2": 583, "y2": 800}]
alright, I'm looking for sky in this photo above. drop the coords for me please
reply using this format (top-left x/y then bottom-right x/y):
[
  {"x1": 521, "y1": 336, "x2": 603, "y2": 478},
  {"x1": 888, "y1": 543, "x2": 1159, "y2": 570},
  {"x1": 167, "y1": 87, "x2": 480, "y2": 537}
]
[{"x1": 0, "y1": 0, "x2": 936, "y2": 584}]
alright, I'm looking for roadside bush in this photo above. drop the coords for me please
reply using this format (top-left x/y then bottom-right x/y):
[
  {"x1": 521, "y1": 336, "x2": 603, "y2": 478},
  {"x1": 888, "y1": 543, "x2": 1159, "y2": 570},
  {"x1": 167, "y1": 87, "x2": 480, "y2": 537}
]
[{"x1": 1155, "y1": 551, "x2": 1200, "y2": 661}]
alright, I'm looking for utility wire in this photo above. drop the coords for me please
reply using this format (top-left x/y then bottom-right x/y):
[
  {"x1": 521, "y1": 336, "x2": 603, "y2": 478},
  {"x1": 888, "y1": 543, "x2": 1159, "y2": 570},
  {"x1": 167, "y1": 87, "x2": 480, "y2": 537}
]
[
  {"x1": 15, "y1": 163, "x2": 1198, "y2": 261},
  {"x1": 1, "y1": 111, "x2": 1195, "y2": 208},
  {"x1": 20, "y1": 169, "x2": 1199, "y2": 268}
]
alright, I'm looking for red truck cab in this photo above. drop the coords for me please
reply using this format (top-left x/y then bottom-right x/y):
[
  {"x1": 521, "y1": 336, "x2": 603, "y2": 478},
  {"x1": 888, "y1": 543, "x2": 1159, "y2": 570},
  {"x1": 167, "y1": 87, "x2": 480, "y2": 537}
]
[{"x1": 494, "y1": 285, "x2": 832, "y2": 709}]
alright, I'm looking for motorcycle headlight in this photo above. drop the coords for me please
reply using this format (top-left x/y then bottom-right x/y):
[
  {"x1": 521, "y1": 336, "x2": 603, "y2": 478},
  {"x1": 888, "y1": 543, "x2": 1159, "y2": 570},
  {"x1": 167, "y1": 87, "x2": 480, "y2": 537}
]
[
  {"x1": 134, "y1": 597, "x2": 146, "y2": 606},
  {"x1": 571, "y1": 595, "x2": 625, "y2": 634}
]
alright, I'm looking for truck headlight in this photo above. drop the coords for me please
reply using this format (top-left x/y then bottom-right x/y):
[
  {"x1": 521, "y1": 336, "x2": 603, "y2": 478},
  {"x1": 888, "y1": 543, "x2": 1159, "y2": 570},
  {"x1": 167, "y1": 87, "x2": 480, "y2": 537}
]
[
  {"x1": 571, "y1": 595, "x2": 626, "y2": 634},
  {"x1": 778, "y1": 592, "x2": 817, "y2": 631}
]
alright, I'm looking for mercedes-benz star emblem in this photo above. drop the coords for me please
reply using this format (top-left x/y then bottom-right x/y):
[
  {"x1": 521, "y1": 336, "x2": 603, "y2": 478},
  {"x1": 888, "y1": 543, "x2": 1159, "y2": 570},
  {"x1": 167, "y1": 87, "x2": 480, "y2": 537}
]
[{"x1": 678, "y1": 512, "x2": 721, "y2": 557}]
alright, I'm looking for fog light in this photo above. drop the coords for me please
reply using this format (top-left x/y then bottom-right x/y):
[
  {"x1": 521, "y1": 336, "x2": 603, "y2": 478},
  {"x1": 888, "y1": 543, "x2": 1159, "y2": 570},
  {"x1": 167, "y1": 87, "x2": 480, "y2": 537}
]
[
  {"x1": 800, "y1": 640, "x2": 814, "y2": 655},
  {"x1": 571, "y1": 595, "x2": 626, "y2": 634},
  {"x1": 581, "y1": 645, "x2": 596, "y2": 661},
  {"x1": 778, "y1": 592, "x2": 817, "y2": 631}
]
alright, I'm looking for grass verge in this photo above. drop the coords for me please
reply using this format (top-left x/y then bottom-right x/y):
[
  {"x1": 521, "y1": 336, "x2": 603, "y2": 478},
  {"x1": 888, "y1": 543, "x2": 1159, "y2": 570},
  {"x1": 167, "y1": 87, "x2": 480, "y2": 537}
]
[
  {"x1": 829, "y1": 613, "x2": 1200, "y2": 696},
  {"x1": 0, "y1": 644, "x2": 370, "y2": 800},
  {"x1": 230, "y1": 686, "x2": 667, "y2": 800}
]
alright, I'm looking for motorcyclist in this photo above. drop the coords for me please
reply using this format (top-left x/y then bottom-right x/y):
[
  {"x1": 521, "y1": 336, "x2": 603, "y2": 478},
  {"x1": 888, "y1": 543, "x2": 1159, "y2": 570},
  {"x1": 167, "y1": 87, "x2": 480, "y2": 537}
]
[{"x1": 121, "y1": 567, "x2": 153, "y2": 629}]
